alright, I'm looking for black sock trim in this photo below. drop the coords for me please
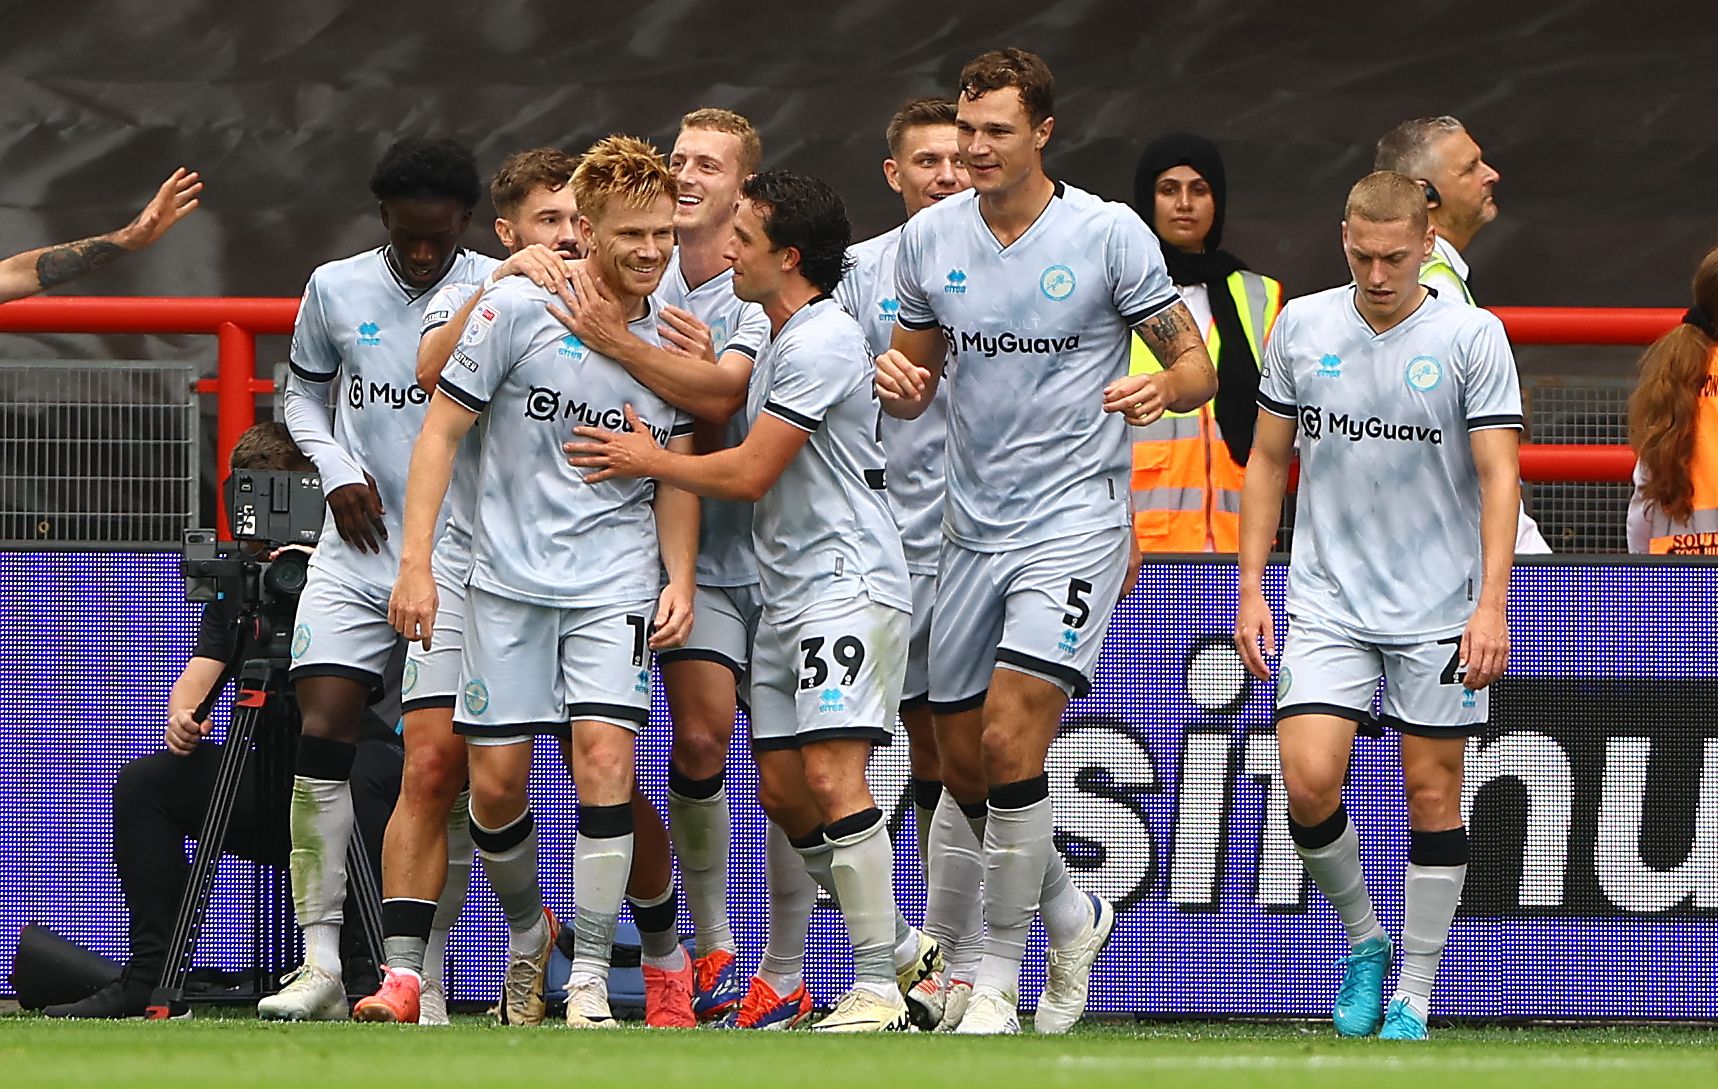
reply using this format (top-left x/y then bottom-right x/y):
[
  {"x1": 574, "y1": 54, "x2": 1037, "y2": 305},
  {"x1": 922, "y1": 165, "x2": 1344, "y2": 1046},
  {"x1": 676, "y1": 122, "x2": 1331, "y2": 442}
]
[
  {"x1": 1409, "y1": 826, "x2": 1470, "y2": 867},
  {"x1": 578, "y1": 802, "x2": 634, "y2": 839},
  {"x1": 471, "y1": 809, "x2": 534, "y2": 853},
  {"x1": 911, "y1": 777, "x2": 943, "y2": 811},
  {"x1": 628, "y1": 886, "x2": 679, "y2": 935},
  {"x1": 824, "y1": 807, "x2": 884, "y2": 843},
  {"x1": 668, "y1": 765, "x2": 724, "y2": 801},
  {"x1": 988, "y1": 773, "x2": 1049, "y2": 811},
  {"x1": 957, "y1": 798, "x2": 989, "y2": 821},
  {"x1": 382, "y1": 897, "x2": 438, "y2": 939},
  {"x1": 1288, "y1": 802, "x2": 1348, "y2": 850},
  {"x1": 295, "y1": 734, "x2": 357, "y2": 780},
  {"x1": 789, "y1": 826, "x2": 827, "y2": 852}
]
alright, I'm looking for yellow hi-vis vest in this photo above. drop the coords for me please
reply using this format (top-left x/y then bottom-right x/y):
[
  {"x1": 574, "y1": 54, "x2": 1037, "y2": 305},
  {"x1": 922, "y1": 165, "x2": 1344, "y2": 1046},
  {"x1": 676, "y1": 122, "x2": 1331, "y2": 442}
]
[
  {"x1": 1129, "y1": 269, "x2": 1283, "y2": 553},
  {"x1": 1640, "y1": 347, "x2": 1718, "y2": 555}
]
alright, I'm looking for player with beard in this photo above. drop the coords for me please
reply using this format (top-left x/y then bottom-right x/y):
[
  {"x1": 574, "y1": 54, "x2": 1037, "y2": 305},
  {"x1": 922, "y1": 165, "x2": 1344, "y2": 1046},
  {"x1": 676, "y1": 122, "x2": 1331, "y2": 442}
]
[
  {"x1": 266, "y1": 137, "x2": 494, "y2": 1021},
  {"x1": 550, "y1": 108, "x2": 770, "y2": 1022},
  {"x1": 391, "y1": 136, "x2": 699, "y2": 1028}
]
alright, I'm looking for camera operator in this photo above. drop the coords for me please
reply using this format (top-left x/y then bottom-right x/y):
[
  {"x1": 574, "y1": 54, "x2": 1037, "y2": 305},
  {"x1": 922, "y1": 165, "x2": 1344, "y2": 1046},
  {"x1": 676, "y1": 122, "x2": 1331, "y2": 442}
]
[{"x1": 44, "y1": 422, "x2": 406, "y2": 1019}]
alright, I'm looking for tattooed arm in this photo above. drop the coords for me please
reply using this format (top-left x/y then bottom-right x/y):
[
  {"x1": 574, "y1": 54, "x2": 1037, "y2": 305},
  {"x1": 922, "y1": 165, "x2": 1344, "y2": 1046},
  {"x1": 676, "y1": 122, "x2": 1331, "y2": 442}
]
[
  {"x1": 0, "y1": 168, "x2": 202, "y2": 303},
  {"x1": 1101, "y1": 301, "x2": 1218, "y2": 426}
]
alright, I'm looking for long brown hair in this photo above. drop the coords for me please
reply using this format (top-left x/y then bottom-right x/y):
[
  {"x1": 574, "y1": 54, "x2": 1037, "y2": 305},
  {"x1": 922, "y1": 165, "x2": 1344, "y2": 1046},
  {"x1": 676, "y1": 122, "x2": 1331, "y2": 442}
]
[{"x1": 1629, "y1": 247, "x2": 1718, "y2": 520}]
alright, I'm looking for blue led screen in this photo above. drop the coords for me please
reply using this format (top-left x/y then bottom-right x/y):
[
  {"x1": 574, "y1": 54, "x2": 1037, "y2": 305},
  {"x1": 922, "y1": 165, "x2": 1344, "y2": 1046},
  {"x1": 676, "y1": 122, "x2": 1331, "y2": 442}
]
[{"x1": 1, "y1": 552, "x2": 1714, "y2": 1018}]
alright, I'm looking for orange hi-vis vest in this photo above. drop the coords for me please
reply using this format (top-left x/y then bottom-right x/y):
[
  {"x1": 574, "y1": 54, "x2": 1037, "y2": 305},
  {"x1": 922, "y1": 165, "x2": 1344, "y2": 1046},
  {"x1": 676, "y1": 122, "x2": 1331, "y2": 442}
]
[
  {"x1": 1643, "y1": 348, "x2": 1718, "y2": 555},
  {"x1": 1129, "y1": 269, "x2": 1282, "y2": 552}
]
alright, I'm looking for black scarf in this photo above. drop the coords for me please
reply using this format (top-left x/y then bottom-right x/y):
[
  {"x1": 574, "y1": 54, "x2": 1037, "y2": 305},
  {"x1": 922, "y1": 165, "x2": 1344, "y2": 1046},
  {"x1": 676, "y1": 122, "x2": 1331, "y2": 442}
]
[{"x1": 1133, "y1": 133, "x2": 1260, "y2": 466}]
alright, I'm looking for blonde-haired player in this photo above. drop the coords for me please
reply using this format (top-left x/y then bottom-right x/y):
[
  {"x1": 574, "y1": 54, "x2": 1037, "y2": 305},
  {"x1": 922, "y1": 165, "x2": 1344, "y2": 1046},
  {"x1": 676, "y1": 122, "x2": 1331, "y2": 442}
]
[{"x1": 391, "y1": 135, "x2": 700, "y2": 1027}]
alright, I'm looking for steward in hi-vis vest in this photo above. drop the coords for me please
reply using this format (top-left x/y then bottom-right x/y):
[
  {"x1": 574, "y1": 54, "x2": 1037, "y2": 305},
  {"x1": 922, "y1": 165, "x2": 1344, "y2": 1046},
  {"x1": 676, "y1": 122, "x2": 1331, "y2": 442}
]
[{"x1": 1129, "y1": 133, "x2": 1283, "y2": 553}]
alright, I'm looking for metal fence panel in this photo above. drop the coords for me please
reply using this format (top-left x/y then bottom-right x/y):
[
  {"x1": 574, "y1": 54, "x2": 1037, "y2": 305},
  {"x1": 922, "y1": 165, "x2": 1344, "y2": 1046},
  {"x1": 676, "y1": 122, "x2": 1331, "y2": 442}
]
[{"x1": 0, "y1": 362, "x2": 198, "y2": 546}]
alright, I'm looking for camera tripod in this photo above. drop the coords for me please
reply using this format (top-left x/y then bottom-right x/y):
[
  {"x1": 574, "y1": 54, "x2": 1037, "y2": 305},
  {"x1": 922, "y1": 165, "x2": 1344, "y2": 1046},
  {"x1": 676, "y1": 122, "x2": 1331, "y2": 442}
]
[{"x1": 145, "y1": 616, "x2": 386, "y2": 1019}]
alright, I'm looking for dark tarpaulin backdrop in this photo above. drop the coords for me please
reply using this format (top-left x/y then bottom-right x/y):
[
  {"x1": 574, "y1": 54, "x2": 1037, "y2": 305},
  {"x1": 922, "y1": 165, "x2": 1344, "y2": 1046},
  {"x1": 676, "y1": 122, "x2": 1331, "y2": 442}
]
[{"x1": 0, "y1": 0, "x2": 1715, "y2": 512}]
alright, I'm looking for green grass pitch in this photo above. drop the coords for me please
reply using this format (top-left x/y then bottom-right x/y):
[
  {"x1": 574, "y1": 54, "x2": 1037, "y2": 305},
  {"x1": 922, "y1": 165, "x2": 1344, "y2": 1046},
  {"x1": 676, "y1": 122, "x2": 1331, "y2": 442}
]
[{"x1": 3, "y1": 1013, "x2": 1713, "y2": 1089}]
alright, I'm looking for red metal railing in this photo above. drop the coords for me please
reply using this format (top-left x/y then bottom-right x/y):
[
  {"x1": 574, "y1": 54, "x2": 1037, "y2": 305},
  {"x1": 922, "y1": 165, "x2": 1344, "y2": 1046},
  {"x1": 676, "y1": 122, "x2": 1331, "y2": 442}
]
[{"x1": 0, "y1": 299, "x2": 1683, "y2": 513}]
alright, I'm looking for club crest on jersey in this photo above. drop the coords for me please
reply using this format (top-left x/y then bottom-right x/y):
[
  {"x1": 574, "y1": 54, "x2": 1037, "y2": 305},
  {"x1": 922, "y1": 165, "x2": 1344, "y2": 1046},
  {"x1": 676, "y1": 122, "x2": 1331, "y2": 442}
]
[
  {"x1": 943, "y1": 269, "x2": 968, "y2": 295},
  {"x1": 1317, "y1": 353, "x2": 1343, "y2": 378},
  {"x1": 559, "y1": 333, "x2": 588, "y2": 360},
  {"x1": 402, "y1": 659, "x2": 419, "y2": 695},
  {"x1": 708, "y1": 317, "x2": 730, "y2": 353},
  {"x1": 1277, "y1": 665, "x2": 1293, "y2": 699},
  {"x1": 1039, "y1": 264, "x2": 1076, "y2": 301},
  {"x1": 462, "y1": 305, "x2": 498, "y2": 347},
  {"x1": 879, "y1": 297, "x2": 900, "y2": 324},
  {"x1": 463, "y1": 678, "x2": 490, "y2": 716},
  {"x1": 1405, "y1": 355, "x2": 1443, "y2": 392},
  {"x1": 291, "y1": 623, "x2": 312, "y2": 659},
  {"x1": 356, "y1": 321, "x2": 381, "y2": 347}
]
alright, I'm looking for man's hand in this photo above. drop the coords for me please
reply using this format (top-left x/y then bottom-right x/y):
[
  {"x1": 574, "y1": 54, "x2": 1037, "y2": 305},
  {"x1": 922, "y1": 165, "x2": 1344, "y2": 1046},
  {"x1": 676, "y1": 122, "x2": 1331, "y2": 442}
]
[
  {"x1": 326, "y1": 471, "x2": 387, "y2": 553},
  {"x1": 546, "y1": 261, "x2": 630, "y2": 357},
  {"x1": 875, "y1": 349, "x2": 930, "y2": 403},
  {"x1": 1233, "y1": 586, "x2": 1277, "y2": 681},
  {"x1": 389, "y1": 564, "x2": 440, "y2": 650},
  {"x1": 492, "y1": 243, "x2": 572, "y2": 291},
  {"x1": 658, "y1": 305, "x2": 716, "y2": 363},
  {"x1": 1104, "y1": 372, "x2": 1169, "y2": 428},
  {"x1": 565, "y1": 404, "x2": 665, "y2": 483},
  {"x1": 164, "y1": 709, "x2": 211, "y2": 756},
  {"x1": 1458, "y1": 603, "x2": 1510, "y2": 690},
  {"x1": 116, "y1": 168, "x2": 203, "y2": 251},
  {"x1": 650, "y1": 581, "x2": 695, "y2": 651}
]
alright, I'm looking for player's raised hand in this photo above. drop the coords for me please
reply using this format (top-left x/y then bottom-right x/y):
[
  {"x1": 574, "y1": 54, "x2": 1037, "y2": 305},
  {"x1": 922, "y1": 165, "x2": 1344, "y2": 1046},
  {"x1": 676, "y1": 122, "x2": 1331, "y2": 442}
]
[
  {"x1": 388, "y1": 565, "x2": 440, "y2": 650},
  {"x1": 1458, "y1": 603, "x2": 1510, "y2": 690},
  {"x1": 493, "y1": 243, "x2": 570, "y2": 291},
  {"x1": 326, "y1": 471, "x2": 387, "y2": 553},
  {"x1": 565, "y1": 403, "x2": 663, "y2": 483},
  {"x1": 650, "y1": 581, "x2": 695, "y2": 650},
  {"x1": 118, "y1": 167, "x2": 203, "y2": 251},
  {"x1": 659, "y1": 304, "x2": 717, "y2": 363},
  {"x1": 1233, "y1": 586, "x2": 1276, "y2": 681},
  {"x1": 545, "y1": 261, "x2": 628, "y2": 356},
  {"x1": 1104, "y1": 372, "x2": 1168, "y2": 427},
  {"x1": 875, "y1": 349, "x2": 929, "y2": 403}
]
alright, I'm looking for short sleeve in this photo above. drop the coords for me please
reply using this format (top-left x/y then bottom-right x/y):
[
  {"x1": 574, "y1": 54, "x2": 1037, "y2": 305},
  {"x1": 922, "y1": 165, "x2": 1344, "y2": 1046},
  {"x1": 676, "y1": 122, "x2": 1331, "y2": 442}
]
[
  {"x1": 422, "y1": 282, "x2": 479, "y2": 337},
  {"x1": 1459, "y1": 314, "x2": 1524, "y2": 431},
  {"x1": 437, "y1": 286, "x2": 520, "y2": 413},
  {"x1": 761, "y1": 318, "x2": 855, "y2": 433},
  {"x1": 287, "y1": 273, "x2": 340, "y2": 382},
  {"x1": 724, "y1": 302, "x2": 770, "y2": 361},
  {"x1": 1256, "y1": 312, "x2": 1297, "y2": 419},
  {"x1": 893, "y1": 218, "x2": 938, "y2": 331},
  {"x1": 1107, "y1": 206, "x2": 1180, "y2": 326},
  {"x1": 192, "y1": 596, "x2": 242, "y2": 661}
]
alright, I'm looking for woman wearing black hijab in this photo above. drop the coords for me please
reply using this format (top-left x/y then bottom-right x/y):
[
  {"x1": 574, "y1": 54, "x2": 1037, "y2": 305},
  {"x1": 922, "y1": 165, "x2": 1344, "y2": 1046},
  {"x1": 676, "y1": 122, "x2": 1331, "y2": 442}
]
[{"x1": 1128, "y1": 133, "x2": 1284, "y2": 553}]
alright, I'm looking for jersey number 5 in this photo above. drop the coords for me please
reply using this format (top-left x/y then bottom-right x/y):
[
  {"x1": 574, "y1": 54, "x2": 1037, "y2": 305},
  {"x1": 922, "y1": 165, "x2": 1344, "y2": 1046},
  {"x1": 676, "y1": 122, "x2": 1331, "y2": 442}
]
[{"x1": 1062, "y1": 578, "x2": 1094, "y2": 629}]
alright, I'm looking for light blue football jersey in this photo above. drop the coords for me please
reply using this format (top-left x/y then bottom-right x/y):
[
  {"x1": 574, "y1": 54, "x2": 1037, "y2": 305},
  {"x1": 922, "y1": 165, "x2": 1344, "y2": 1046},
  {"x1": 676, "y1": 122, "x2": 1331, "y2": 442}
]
[
  {"x1": 287, "y1": 247, "x2": 499, "y2": 596},
  {"x1": 438, "y1": 278, "x2": 693, "y2": 609},
  {"x1": 747, "y1": 296, "x2": 910, "y2": 621},
  {"x1": 894, "y1": 182, "x2": 1179, "y2": 552},
  {"x1": 836, "y1": 225, "x2": 948, "y2": 576},
  {"x1": 1258, "y1": 285, "x2": 1524, "y2": 640},
  {"x1": 654, "y1": 248, "x2": 772, "y2": 588}
]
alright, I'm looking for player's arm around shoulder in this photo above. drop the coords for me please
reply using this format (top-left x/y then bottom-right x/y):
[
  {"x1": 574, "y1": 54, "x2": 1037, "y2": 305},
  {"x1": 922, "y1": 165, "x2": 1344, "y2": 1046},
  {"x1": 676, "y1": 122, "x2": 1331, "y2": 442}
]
[{"x1": 649, "y1": 430, "x2": 700, "y2": 650}]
